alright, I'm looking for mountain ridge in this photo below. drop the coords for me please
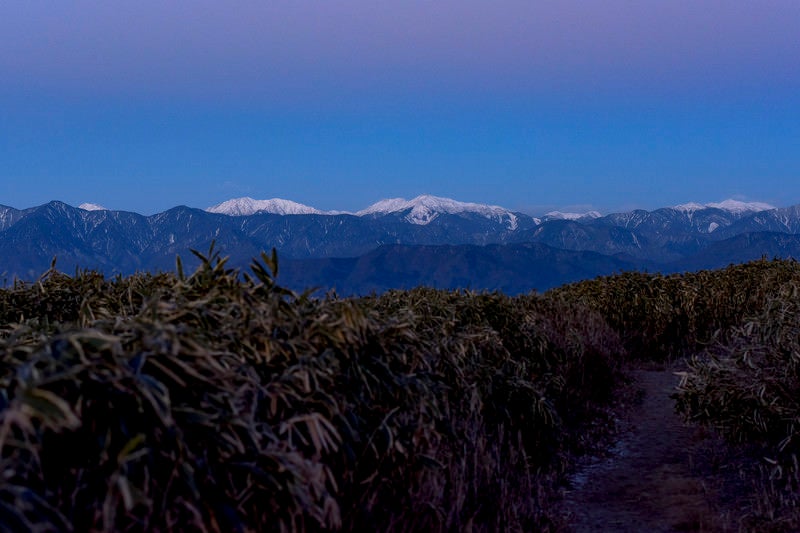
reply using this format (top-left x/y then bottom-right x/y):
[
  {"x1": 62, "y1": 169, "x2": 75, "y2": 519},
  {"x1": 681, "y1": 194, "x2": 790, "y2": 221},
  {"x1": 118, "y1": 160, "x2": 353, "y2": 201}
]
[
  {"x1": 2, "y1": 197, "x2": 798, "y2": 293},
  {"x1": 60, "y1": 195, "x2": 782, "y2": 220},
  {"x1": 206, "y1": 197, "x2": 329, "y2": 216}
]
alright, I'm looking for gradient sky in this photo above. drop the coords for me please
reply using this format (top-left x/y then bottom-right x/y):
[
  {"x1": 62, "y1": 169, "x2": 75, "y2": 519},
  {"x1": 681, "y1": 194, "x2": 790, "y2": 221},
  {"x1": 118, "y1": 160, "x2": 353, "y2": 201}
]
[{"x1": 1, "y1": 1, "x2": 799, "y2": 215}]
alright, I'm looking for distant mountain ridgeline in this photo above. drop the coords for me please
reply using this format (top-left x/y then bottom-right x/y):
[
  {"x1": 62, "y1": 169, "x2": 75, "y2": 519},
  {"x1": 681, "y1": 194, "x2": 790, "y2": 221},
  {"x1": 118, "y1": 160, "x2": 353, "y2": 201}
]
[{"x1": 2, "y1": 196, "x2": 800, "y2": 292}]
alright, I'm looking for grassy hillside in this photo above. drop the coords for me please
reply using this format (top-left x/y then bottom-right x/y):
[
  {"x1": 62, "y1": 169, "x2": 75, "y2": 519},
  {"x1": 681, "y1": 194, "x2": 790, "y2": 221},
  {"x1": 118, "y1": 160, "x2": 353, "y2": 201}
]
[
  {"x1": 0, "y1": 247, "x2": 628, "y2": 531},
  {"x1": 1, "y1": 248, "x2": 799, "y2": 531}
]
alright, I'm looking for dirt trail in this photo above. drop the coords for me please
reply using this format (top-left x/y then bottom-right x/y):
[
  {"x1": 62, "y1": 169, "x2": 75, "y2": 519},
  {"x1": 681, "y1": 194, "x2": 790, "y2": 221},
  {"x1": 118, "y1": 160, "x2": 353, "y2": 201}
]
[{"x1": 563, "y1": 370, "x2": 724, "y2": 532}]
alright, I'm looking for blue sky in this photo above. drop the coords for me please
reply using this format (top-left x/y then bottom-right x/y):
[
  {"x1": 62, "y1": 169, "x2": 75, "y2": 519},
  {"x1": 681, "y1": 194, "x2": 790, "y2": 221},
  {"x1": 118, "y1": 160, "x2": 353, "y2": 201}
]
[{"x1": 1, "y1": 1, "x2": 799, "y2": 215}]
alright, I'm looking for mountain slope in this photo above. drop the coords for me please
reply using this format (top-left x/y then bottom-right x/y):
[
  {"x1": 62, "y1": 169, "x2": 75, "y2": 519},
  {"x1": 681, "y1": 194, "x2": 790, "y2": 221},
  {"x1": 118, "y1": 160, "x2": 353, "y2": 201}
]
[
  {"x1": 715, "y1": 205, "x2": 800, "y2": 237},
  {"x1": 525, "y1": 220, "x2": 653, "y2": 259},
  {"x1": 279, "y1": 243, "x2": 644, "y2": 295},
  {"x1": 0, "y1": 205, "x2": 23, "y2": 232},
  {"x1": 278, "y1": 232, "x2": 800, "y2": 296},
  {"x1": 673, "y1": 232, "x2": 800, "y2": 271}
]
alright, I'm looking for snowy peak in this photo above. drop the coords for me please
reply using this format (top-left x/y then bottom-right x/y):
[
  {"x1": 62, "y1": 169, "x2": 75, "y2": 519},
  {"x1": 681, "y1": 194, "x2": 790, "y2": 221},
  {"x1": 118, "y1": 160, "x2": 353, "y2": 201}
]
[
  {"x1": 673, "y1": 199, "x2": 775, "y2": 214},
  {"x1": 206, "y1": 197, "x2": 324, "y2": 216},
  {"x1": 356, "y1": 197, "x2": 418, "y2": 216},
  {"x1": 79, "y1": 203, "x2": 108, "y2": 211},
  {"x1": 542, "y1": 210, "x2": 602, "y2": 221},
  {"x1": 357, "y1": 194, "x2": 519, "y2": 229},
  {"x1": 706, "y1": 199, "x2": 775, "y2": 213}
]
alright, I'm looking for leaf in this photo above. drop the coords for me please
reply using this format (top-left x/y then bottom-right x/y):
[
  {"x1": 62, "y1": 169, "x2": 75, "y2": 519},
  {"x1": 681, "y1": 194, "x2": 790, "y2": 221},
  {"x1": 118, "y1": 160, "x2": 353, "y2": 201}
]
[
  {"x1": 117, "y1": 434, "x2": 148, "y2": 464},
  {"x1": 176, "y1": 255, "x2": 185, "y2": 281},
  {"x1": 19, "y1": 388, "x2": 81, "y2": 431}
]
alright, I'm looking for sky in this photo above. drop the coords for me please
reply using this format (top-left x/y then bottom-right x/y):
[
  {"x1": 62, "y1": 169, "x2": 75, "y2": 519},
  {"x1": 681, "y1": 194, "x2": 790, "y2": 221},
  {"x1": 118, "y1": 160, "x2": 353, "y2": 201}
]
[{"x1": 1, "y1": 1, "x2": 799, "y2": 216}]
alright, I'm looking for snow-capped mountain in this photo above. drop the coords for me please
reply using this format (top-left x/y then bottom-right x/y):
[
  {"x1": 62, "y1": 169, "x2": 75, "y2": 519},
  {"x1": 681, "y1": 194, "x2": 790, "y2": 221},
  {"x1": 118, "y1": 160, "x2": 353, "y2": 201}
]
[
  {"x1": 79, "y1": 203, "x2": 108, "y2": 211},
  {"x1": 2, "y1": 196, "x2": 800, "y2": 292},
  {"x1": 207, "y1": 194, "x2": 522, "y2": 225},
  {"x1": 206, "y1": 197, "x2": 325, "y2": 216},
  {"x1": 673, "y1": 200, "x2": 775, "y2": 214},
  {"x1": 716, "y1": 205, "x2": 800, "y2": 237},
  {"x1": 597, "y1": 199, "x2": 776, "y2": 243},
  {"x1": 204, "y1": 195, "x2": 775, "y2": 223},
  {"x1": 357, "y1": 194, "x2": 519, "y2": 229}
]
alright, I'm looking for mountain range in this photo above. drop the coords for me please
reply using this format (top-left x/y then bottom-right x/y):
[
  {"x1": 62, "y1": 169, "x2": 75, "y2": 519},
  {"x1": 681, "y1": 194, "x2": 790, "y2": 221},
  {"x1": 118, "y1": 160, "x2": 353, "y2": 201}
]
[{"x1": 1, "y1": 195, "x2": 799, "y2": 293}]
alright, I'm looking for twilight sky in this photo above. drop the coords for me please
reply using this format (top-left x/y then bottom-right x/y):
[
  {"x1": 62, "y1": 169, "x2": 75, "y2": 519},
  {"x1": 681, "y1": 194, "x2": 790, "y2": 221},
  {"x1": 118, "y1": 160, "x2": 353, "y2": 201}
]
[{"x1": 1, "y1": 1, "x2": 799, "y2": 215}]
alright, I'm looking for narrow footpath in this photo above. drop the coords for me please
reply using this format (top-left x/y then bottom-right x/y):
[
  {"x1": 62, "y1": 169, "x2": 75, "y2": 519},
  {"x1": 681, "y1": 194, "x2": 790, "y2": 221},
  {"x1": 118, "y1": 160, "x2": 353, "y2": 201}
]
[{"x1": 562, "y1": 370, "x2": 734, "y2": 532}]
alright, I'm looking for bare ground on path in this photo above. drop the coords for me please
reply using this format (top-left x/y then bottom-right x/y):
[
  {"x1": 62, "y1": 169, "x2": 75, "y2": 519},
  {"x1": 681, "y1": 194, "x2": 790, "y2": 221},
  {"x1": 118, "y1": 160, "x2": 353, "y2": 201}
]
[{"x1": 561, "y1": 369, "x2": 744, "y2": 532}]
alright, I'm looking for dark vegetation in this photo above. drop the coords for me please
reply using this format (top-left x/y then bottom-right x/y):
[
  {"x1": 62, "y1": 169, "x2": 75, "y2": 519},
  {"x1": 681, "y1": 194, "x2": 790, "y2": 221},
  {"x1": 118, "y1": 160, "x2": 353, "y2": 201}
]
[
  {"x1": 554, "y1": 260, "x2": 800, "y2": 530},
  {"x1": 1, "y1": 246, "x2": 799, "y2": 531}
]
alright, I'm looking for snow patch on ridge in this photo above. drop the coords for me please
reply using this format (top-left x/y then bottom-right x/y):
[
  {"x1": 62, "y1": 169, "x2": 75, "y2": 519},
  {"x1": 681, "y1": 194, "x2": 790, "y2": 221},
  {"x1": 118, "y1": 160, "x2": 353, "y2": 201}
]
[
  {"x1": 79, "y1": 203, "x2": 108, "y2": 211},
  {"x1": 357, "y1": 194, "x2": 518, "y2": 229},
  {"x1": 542, "y1": 210, "x2": 602, "y2": 221},
  {"x1": 672, "y1": 202, "x2": 706, "y2": 213}
]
